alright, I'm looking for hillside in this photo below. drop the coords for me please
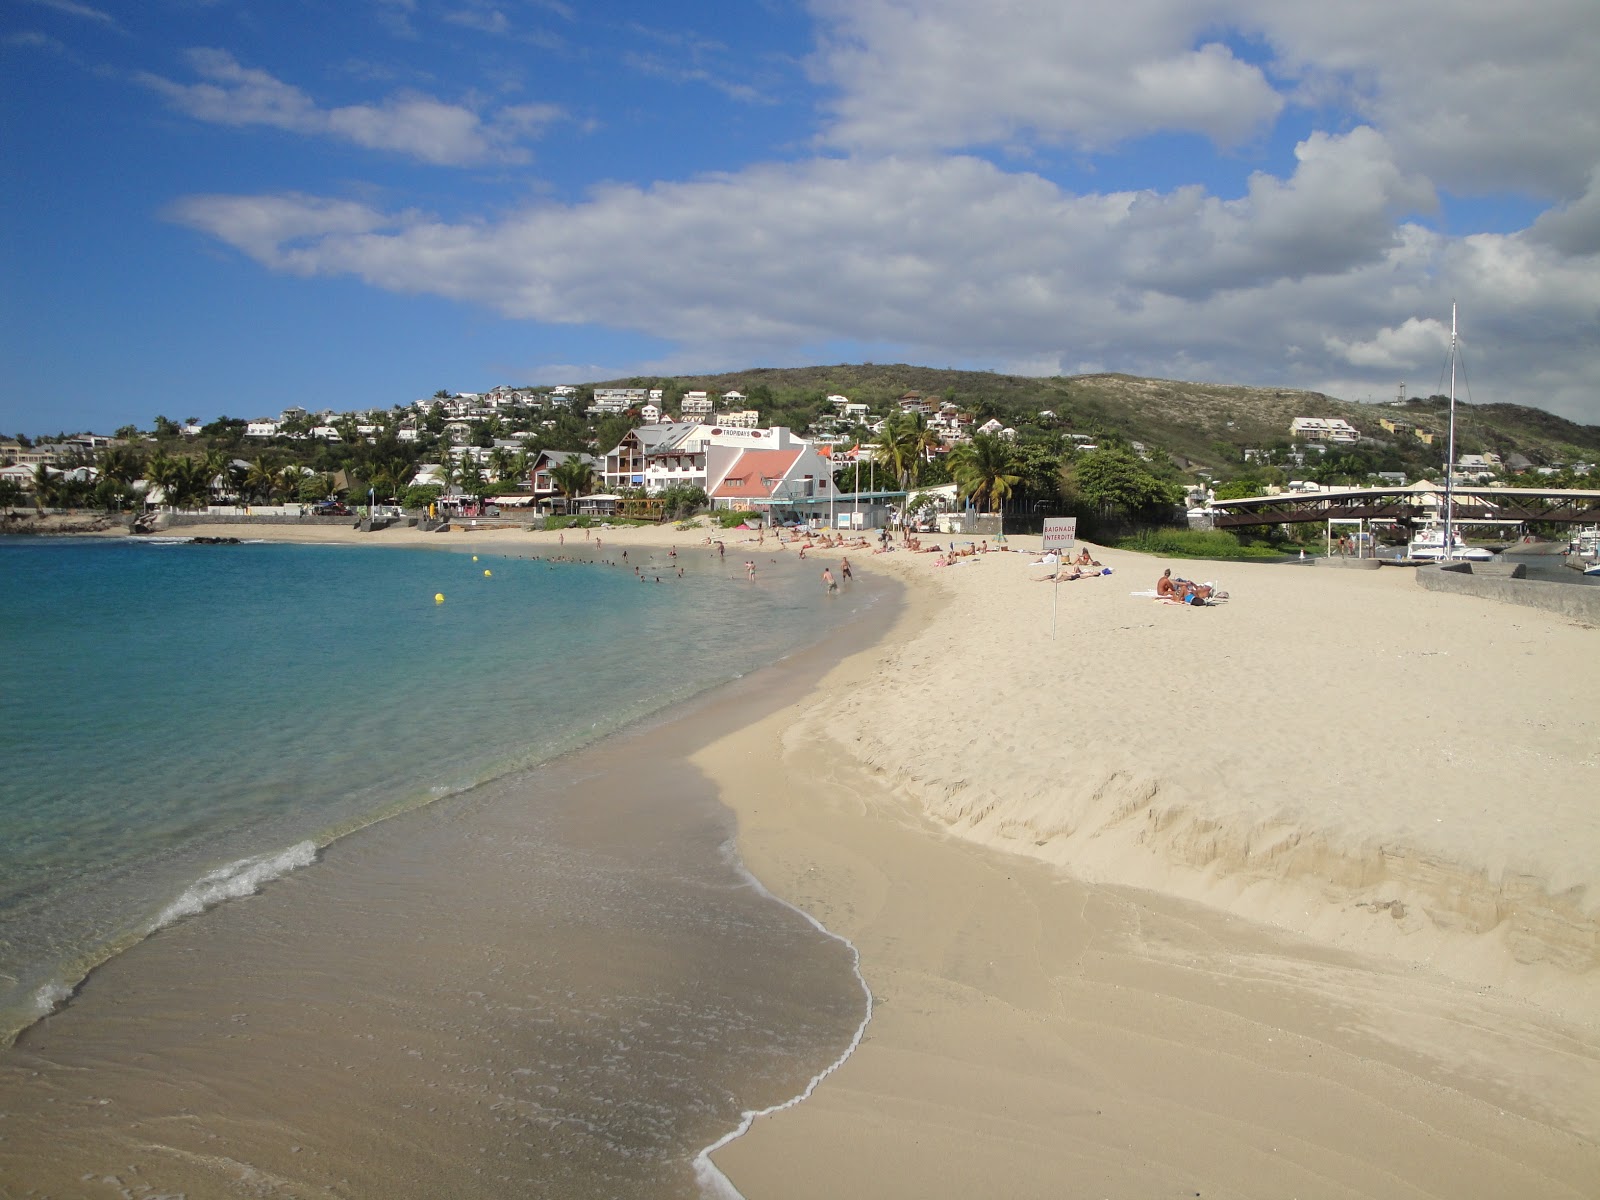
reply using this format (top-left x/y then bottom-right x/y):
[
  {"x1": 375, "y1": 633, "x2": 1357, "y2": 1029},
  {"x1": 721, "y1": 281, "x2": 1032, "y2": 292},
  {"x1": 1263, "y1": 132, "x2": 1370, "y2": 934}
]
[{"x1": 594, "y1": 364, "x2": 1600, "y2": 473}]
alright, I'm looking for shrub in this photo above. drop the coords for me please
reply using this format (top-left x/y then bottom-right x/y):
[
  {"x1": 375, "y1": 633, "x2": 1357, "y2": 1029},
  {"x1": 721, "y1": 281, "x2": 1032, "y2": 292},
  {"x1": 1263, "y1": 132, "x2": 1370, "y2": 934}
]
[
  {"x1": 717, "y1": 510, "x2": 762, "y2": 528},
  {"x1": 1111, "y1": 528, "x2": 1288, "y2": 560}
]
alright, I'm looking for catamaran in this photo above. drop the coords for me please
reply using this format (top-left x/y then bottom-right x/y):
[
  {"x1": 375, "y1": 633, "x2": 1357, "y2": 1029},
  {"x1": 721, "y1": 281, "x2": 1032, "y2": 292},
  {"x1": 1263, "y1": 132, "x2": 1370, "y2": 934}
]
[{"x1": 1408, "y1": 524, "x2": 1494, "y2": 562}]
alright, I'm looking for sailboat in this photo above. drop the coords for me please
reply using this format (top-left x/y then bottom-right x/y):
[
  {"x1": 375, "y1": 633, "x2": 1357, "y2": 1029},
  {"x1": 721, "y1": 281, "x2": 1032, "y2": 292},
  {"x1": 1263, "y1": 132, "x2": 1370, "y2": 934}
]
[{"x1": 1411, "y1": 302, "x2": 1492, "y2": 563}]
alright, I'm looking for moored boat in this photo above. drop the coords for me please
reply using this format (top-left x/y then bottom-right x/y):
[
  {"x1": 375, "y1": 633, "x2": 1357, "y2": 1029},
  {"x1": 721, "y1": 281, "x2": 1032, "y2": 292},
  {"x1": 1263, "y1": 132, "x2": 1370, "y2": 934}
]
[{"x1": 1408, "y1": 524, "x2": 1495, "y2": 562}]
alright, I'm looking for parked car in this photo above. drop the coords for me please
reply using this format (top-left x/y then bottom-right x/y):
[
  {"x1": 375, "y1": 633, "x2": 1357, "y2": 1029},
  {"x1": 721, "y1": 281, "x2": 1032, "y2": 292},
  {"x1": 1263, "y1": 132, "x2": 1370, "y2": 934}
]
[{"x1": 313, "y1": 502, "x2": 353, "y2": 516}]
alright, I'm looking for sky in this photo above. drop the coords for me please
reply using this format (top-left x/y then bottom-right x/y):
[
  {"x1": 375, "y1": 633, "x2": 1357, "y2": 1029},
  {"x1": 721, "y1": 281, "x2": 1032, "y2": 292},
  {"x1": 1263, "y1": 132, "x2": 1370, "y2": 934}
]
[{"x1": 3, "y1": 0, "x2": 1599, "y2": 437}]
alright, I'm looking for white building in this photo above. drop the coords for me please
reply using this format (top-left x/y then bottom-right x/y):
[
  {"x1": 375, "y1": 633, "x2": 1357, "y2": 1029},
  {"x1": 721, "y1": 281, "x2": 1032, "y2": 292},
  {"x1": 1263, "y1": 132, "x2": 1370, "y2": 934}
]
[
  {"x1": 715, "y1": 409, "x2": 761, "y2": 429},
  {"x1": 705, "y1": 427, "x2": 838, "y2": 516},
  {"x1": 681, "y1": 391, "x2": 714, "y2": 417},
  {"x1": 1290, "y1": 416, "x2": 1360, "y2": 444},
  {"x1": 245, "y1": 420, "x2": 281, "y2": 438}
]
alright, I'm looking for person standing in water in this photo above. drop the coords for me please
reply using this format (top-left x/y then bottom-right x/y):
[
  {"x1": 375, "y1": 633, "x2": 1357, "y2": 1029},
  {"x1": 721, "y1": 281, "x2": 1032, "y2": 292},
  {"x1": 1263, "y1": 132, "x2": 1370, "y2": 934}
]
[{"x1": 822, "y1": 567, "x2": 838, "y2": 594}]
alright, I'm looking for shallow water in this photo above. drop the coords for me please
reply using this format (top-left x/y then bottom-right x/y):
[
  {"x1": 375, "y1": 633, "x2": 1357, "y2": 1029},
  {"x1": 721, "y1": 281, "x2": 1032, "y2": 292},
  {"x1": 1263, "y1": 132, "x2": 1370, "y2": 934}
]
[
  {"x1": 0, "y1": 536, "x2": 875, "y2": 1038},
  {"x1": 0, "y1": 535, "x2": 893, "y2": 1196}
]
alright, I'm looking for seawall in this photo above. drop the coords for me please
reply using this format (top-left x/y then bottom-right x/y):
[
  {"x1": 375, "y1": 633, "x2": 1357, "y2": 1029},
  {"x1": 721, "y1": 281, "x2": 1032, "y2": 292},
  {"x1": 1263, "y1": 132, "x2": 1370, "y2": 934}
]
[{"x1": 1417, "y1": 562, "x2": 1600, "y2": 623}]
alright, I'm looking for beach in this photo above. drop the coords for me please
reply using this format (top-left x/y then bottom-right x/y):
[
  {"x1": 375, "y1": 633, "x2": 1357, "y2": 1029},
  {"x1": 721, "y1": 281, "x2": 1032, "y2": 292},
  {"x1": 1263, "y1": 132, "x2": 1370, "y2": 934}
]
[{"x1": 6, "y1": 516, "x2": 1598, "y2": 1197}]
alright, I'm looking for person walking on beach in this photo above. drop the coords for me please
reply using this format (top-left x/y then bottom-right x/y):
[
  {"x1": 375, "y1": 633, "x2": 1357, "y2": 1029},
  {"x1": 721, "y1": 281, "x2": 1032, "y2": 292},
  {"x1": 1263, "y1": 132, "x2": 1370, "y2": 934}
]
[{"x1": 822, "y1": 567, "x2": 838, "y2": 594}]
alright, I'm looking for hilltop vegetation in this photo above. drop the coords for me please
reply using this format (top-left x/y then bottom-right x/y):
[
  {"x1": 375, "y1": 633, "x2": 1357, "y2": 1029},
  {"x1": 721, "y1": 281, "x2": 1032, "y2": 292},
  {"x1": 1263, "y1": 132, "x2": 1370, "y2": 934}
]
[
  {"x1": 8, "y1": 365, "x2": 1595, "y2": 537},
  {"x1": 600, "y1": 364, "x2": 1600, "y2": 476}
]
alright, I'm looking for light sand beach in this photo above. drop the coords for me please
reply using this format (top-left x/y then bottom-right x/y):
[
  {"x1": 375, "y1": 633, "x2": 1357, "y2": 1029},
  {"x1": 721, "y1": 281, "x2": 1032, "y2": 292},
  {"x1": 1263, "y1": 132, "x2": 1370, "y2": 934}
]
[{"x1": 31, "y1": 516, "x2": 1600, "y2": 1195}]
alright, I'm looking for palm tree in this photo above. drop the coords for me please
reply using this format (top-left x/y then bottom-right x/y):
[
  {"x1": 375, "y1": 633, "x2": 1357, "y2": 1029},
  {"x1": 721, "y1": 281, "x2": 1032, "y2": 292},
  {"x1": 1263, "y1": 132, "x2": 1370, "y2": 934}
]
[
  {"x1": 143, "y1": 452, "x2": 182, "y2": 509},
  {"x1": 276, "y1": 465, "x2": 304, "y2": 503},
  {"x1": 97, "y1": 444, "x2": 144, "y2": 486},
  {"x1": 946, "y1": 433, "x2": 1022, "y2": 514},
  {"x1": 875, "y1": 413, "x2": 942, "y2": 530},
  {"x1": 172, "y1": 457, "x2": 213, "y2": 510},
  {"x1": 32, "y1": 463, "x2": 59, "y2": 511},
  {"x1": 549, "y1": 457, "x2": 595, "y2": 505},
  {"x1": 457, "y1": 457, "x2": 487, "y2": 500},
  {"x1": 244, "y1": 457, "x2": 278, "y2": 504},
  {"x1": 371, "y1": 457, "x2": 412, "y2": 503},
  {"x1": 203, "y1": 449, "x2": 236, "y2": 503}
]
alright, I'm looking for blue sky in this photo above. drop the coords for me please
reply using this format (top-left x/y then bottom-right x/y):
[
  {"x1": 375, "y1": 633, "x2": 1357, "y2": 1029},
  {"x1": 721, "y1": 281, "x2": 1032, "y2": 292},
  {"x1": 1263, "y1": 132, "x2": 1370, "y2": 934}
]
[{"x1": 4, "y1": 0, "x2": 1598, "y2": 436}]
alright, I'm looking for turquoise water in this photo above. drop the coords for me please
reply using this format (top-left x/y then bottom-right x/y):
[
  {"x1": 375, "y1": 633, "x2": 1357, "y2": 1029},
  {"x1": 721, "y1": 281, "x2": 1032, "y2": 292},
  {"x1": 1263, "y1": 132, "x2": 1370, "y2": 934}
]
[{"x1": 0, "y1": 535, "x2": 867, "y2": 1041}]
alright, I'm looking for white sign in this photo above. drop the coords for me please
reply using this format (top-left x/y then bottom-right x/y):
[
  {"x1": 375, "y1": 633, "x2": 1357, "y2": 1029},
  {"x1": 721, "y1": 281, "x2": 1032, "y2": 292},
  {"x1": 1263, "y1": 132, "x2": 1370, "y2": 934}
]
[{"x1": 1041, "y1": 517, "x2": 1078, "y2": 551}]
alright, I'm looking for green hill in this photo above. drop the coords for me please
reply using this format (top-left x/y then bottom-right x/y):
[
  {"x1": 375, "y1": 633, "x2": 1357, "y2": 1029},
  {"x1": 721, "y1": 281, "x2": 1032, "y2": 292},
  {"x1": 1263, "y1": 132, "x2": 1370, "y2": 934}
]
[{"x1": 593, "y1": 364, "x2": 1600, "y2": 475}]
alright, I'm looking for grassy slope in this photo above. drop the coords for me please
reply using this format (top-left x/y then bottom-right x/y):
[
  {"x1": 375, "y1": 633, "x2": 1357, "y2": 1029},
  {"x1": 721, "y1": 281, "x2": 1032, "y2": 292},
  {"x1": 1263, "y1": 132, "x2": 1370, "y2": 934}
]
[{"x1": 592, "y1": 364, "x2": 1600, "y2": 473}]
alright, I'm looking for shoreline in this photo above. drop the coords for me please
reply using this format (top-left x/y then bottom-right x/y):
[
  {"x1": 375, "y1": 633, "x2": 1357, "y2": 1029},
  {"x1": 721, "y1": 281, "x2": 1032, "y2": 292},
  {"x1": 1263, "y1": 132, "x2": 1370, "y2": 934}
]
[
  {"x1": 0, "y1": 546, "x2": 903, "y2": 1197},
  {"x1": 694, "y1": 541, "x2": 1600, "y2": 1195},
  {"x1": 12, "y1": 517, "x2": 1599, "y2": 1194},
  {"x1": 0, "y1": 524, "x2": 886, "y2": 1049}
]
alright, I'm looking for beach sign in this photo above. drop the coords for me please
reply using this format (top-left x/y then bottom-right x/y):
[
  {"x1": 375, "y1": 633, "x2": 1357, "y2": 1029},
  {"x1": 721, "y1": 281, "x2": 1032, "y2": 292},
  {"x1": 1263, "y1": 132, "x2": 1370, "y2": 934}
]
[{"x1": 1041, "y1": 517, "x2": 1077, "y2": 552}]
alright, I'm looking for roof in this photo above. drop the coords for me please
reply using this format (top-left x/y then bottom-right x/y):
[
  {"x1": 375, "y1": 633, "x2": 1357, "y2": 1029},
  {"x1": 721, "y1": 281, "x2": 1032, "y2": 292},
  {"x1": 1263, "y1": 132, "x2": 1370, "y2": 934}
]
[{"x1": 710, "y1": 449, "x2": 804, "y2": 500}]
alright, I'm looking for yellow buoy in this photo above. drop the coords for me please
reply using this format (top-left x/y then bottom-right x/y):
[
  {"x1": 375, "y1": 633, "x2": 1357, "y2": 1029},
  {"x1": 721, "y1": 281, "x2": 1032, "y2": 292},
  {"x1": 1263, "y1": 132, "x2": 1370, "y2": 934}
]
[
  {"x1": 434, "y1": 593, "x2": 445, "y2": 604},
  {"x1": 483, "y1": 569, "x2": 492, "y2": 577},
  {"x1": 472, "y1": 555, "x2": 478, "y2": 562}
]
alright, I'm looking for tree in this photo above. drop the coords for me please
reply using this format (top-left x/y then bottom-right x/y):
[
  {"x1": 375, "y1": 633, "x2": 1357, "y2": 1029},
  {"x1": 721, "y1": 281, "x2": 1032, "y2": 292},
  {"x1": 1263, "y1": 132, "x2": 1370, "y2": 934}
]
[
  {"x1": 457, "y1": 458, "x2": 487, "y2": 499},
  {"x1": 1067, "y1": 447, "x2": 1182, "y2": 525},
  {"x1": 244, "y1": 457, "x2": 279, "y2": 503},
  {"x1": 203, "y1": 449, "x2": 236, "y2": 501},
  {"x1": 31, "y1": 464, "x2": 58, "y2": 510},
  {"x1": 276, "y1": 465, "x2": 304, "y2": 502},
  {"x1": 97, "y1": 444, "x2": 145, "y2": 486},
  {"x1": 549, "y1": 457, "x2": 595, "y2": 503},
  {"x1": 171, "y1": 457, "x2": 213, "y2": 509},
  {"x1": 143, "y1": 452, "x2": 182, "y2": 508},
  {"x1": 945, "y1": 433, "x2": 1021, "y2": 513}
]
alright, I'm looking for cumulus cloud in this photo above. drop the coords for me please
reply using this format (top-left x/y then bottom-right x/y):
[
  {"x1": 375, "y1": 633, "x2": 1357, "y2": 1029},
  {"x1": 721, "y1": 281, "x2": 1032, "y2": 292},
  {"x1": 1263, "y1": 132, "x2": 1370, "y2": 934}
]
[
  {"x1": 151, "y1": 2, "x2": 1600, "y2": 422},
  {"x1": 1238, "y1": 0, "x2": 1600, "y2": 200},
  {"x1": 807, "y1": 0, "x2": 1600, "y2": 205},
  {"x1": 168, "y1": 143, "x2": 1600, "y2": 420},
  {"x1": 137, "y1": 48, "x2": 563, "y2": 165},
  {"x1": 1325, "y1": 317, "x2": 1448, "y2": 371},
  {"x1": 811, "y1": 0, "x2": 1284, "y2": 151},
  {"x1": 1527, "y1": 168, "x2": 1600, "y2": 257}
]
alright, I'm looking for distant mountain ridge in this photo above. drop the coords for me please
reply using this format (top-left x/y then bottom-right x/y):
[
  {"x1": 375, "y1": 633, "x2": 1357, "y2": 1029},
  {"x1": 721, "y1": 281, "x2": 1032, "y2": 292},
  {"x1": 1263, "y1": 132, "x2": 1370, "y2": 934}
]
[{"x1": 594, "y1": 364, "x2": 1600, "y2": 471}]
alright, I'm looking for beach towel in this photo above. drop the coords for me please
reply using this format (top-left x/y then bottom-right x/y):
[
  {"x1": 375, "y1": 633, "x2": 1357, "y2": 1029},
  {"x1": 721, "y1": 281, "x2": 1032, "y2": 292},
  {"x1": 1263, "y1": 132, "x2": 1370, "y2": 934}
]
[{"x1": 1129, "y1": 589, "x2": 1159, "y2": 597}]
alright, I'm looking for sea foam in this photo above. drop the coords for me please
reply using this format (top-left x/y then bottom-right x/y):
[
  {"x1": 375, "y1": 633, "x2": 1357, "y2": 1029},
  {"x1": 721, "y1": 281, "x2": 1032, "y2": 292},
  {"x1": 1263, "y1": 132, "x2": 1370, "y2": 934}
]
[
  {"x1": 152, "y1": 841, "x2": 318, "y2": 930},
  {"x1": 692, "y1": 841, "x2": 875, "y2": 1199}
]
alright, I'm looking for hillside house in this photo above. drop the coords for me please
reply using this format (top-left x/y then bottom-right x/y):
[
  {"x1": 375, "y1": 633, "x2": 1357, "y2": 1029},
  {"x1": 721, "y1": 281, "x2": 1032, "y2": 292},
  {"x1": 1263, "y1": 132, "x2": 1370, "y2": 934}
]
[
  {"x1": 1290, "y1": 416, "x2": 1359, "y2": 443},
  {"x1": 706, "y1": 429, "x2": 837, "y2": 519}
]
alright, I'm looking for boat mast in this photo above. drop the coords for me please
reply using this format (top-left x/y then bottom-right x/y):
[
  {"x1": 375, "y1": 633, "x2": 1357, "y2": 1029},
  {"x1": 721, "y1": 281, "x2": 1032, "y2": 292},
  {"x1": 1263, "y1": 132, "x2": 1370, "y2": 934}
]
[{"x1": 1443, "y1": 301, "x2": 1458, "y2": 560}]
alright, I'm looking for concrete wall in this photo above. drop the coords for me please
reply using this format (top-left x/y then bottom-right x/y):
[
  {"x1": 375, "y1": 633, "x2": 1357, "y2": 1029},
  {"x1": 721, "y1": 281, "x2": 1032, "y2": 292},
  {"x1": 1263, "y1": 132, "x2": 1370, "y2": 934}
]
[{"x1": 1416, "y1": 563, "x2": 1600, "y2": 623}]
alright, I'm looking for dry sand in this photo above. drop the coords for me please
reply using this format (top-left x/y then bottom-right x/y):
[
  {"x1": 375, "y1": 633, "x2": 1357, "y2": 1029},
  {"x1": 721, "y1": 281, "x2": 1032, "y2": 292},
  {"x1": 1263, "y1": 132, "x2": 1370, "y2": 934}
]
[
  {"x1": 690, "y1": 536, "x2": 1599, "y2": 1198},
  {"x1": 59, "y1": 517, "x2": 1600, "y2": 1196}
]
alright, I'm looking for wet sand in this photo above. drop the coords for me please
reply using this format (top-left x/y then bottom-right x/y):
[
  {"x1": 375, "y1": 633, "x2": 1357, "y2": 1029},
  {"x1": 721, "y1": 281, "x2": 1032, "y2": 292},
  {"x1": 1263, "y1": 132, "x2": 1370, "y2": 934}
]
[
  {"x1": 0, "y1": 559, "x2": 898, "y2": 1198},
  {"x1": 11, "y1": 517, "x2": 1599, "y2": 1198}
]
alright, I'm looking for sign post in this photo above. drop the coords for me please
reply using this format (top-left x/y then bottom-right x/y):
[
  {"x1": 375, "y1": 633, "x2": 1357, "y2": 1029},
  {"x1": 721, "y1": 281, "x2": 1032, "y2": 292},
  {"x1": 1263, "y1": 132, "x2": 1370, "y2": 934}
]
[{"x1": 1041, "y1": 518, "x2": 1078, "y2": 639}]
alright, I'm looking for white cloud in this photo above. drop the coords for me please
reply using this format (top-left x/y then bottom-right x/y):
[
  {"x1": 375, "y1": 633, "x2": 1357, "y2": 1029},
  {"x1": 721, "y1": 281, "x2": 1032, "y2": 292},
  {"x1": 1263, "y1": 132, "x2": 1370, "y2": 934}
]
[
  {"x1": 811, "y1": 0, "x2": 1283, "y2": 151},
  {"x1": 19, "y1": 0, "x2": 120, "y2": 29},
  {"x1": 807, "y1": 0, "x2": 1600, "y2": 205},
  {"x1": 1238, "y1": 0, "x2": 1600, "y2": 200},
  {"x1": 138, "y1": 48, "x2": 563, "y2": 165},
  {"x1": 168, "y1": 144, "x2": 1600, "y2": 421},
  {"x1": 1325, "y1": 317, "x2": 1448, "y2": 371}
]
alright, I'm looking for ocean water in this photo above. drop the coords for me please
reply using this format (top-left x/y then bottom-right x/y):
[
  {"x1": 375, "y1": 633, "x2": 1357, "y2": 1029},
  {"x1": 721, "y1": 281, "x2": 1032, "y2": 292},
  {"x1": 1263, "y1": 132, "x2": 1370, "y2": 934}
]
[{"x1": 0, "y1": 535, "x2": 873, "y2": 1044}]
